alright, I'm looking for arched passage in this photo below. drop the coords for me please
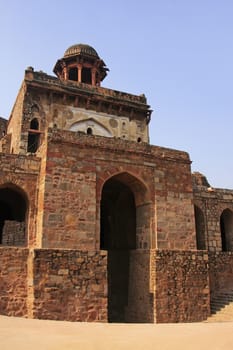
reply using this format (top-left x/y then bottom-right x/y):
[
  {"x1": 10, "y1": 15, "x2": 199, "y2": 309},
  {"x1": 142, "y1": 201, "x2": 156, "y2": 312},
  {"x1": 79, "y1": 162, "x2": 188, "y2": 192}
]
[
  {"x1": 101, "y1": 179, "x2": 136, "y2": 250},
  {"x1": 220, "y1": 209, "x2": 233, "y2": 251},
  {"x1": 0, "y1": 185, "x2": 28, "y2": 246},
  {"x1": 194, "y1": 205, "x2": 206, "y2": 250},
  {"x1": 100, "y1": 172, "x2": 150, "y2": 322}
]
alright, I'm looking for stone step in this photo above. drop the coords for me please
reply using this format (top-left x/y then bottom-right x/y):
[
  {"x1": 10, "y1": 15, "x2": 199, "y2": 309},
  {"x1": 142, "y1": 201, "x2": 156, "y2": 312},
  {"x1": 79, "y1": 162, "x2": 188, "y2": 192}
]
[{"x1": 207, "y1": 291, "x2": 233, "y2": 322}]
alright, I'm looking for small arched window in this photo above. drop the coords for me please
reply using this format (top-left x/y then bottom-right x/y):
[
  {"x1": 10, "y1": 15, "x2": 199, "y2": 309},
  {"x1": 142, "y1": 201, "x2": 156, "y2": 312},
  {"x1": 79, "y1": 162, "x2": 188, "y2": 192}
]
[
  {"x1": 87, "y1": 127, "x2": 93, "y2": 135},
  {"x1": 30, "y1": 118, "x2": 39, "y2": 130},
  {"x1": 27, "y1": 118, "x2": 40, "y2": 153}
]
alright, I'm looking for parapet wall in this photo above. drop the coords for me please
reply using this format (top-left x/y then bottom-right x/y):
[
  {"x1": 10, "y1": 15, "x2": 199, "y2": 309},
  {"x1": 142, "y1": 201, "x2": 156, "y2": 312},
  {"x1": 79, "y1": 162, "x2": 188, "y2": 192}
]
[
  {"x1": 33, "y1": 249, "x2": 107, "y2": 322},
  {"x1": 0, "y1": 247, "x2": 29, "y2": 317},
  {"x1": 0, "y1": 247, "x2": 220, "y2": 323},
  {"x1": 154, "y1": 250, "x2": 210, "y2": 323}
]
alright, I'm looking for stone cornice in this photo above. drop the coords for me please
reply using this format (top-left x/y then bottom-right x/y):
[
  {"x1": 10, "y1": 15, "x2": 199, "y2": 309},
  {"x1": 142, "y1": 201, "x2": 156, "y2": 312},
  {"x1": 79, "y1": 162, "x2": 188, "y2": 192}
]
[{"x1": 24, "y1": 69, "x2": 152, "y2": 122}]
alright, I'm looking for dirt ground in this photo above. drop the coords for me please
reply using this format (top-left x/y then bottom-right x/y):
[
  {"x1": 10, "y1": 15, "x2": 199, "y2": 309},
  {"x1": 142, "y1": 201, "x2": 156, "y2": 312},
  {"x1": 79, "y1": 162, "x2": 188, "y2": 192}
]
[{"x1": 0, "y1": 315, "x2": 233, "y2": 350}]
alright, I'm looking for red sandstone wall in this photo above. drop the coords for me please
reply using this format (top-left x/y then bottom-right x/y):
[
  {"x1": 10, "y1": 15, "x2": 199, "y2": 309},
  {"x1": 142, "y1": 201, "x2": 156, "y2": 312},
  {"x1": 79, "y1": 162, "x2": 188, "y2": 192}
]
[
  {"x1": 0, "y1": 247, "x2": 29, "y2": 317},
  {"x1": 154, "y1": 250, "x2": 210, "y2": 323},
  {"x1": 209, "y1": 252, "x2": 233, "y2": 295},
  {"x1": 155, "y1": 161, "x2": 196, "y2": 250},
  {"x1": 33, "y1": 249, "x2": 107, "y2": 322},
  {"x1": 41, "y1": 130, "x2": 195, "y2": 251}
]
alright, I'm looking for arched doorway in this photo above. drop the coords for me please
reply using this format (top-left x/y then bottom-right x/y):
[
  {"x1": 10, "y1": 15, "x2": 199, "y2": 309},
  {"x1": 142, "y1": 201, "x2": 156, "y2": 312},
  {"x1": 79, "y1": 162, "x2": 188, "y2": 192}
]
[
  {"x1": 194, "y1": 205, "x2": 206, "y2": 250},
  {"x1": 220, "y1": 209, "x2": 233, "y2": 251},
  {"x1": 100, "y1": 172, "x2": 149, "y2": 322},
  {"x1": 0, "y1": 186, "x2": 28, "y2": 246}
]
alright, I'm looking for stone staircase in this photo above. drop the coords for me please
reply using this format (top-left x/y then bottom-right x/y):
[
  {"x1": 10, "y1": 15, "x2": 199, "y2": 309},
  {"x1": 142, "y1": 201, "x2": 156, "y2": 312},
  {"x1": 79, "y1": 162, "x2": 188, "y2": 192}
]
[{"x1": 207, "y1": 290, "x2": 233, "y2": 322}]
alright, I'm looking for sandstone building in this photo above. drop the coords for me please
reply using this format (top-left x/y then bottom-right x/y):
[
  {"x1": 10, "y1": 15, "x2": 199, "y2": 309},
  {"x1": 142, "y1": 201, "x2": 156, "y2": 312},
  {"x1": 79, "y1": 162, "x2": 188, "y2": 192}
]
[{"x1": 0, "y1": 44, "x2": 233, "y2": 323}]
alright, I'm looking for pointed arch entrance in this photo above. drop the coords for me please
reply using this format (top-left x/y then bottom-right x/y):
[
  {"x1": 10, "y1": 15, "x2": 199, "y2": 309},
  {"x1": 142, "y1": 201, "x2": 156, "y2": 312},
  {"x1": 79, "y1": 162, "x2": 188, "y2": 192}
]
[
  {"x1": 220, "y1": 209, "x2": 233, "y2": 251},
  {"x1": 100, "y1": 172, "x2": 150, "y2": 322},
  {"x1": 0, "y1": 185, "x2": 28, "y2": 246}
]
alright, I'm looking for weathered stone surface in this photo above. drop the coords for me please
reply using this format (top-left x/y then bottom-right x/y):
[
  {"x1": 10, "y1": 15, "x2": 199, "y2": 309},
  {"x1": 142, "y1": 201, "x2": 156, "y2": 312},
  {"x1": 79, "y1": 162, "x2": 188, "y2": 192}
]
[
  {"x1": 33, "y1": 249, "x2": 107, "y2": 322},
  {"x1": 0, "y1": 247, "x2": 28, "y2": 317},
  {"x1": 154, "y1": 250, "x2": 210, "y2": 323}
]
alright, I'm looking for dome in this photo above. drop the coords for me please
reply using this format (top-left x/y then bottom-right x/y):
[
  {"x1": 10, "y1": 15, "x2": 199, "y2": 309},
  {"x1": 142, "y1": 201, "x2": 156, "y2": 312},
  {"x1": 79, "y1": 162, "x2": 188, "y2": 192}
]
[{"x1": 64, "y1": 44, "x2": 99, "y2": 58}]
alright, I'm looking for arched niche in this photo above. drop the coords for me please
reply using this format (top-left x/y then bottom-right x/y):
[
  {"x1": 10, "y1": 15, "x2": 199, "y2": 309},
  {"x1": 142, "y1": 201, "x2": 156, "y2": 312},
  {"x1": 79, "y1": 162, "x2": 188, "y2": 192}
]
[
  {"x1": 70, "y1": 118, "x2": 112, "y2": 137},
  {"x1": 0, "y1": 184, "x2": 28, "y2": 246},
  {"x1": 220, "y1": 209, "x2": 233, "y2": 252},
  {"x1": 194, "y1": 205, "x2": 206, "y2": 250}
]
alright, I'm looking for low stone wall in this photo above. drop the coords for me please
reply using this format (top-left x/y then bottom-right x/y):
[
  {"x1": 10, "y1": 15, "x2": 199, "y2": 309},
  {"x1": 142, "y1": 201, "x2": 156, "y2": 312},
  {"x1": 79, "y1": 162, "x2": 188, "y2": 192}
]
[
  {"x1": 33, "y1": 249, "x2": 107, "y2": 322},
  {"x1": 209, "y1": 252, "x2": 233, "y2": 295},
  {"x1": 0, "y1": 247, "x2": 29, "y2": 317},
  {"x1": 154, "y1": 250, "x2": 210, "y2": 323}
]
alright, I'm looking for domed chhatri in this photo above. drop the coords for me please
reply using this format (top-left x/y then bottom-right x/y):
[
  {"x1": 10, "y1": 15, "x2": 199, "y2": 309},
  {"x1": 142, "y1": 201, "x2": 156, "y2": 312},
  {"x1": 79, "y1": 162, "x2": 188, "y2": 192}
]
[
  {"x1": 64, "y1": 44, "x2": 99, "y2": 58},
  {"x1": 54, "y1": 43, "x2": 108, "y2": 86}
]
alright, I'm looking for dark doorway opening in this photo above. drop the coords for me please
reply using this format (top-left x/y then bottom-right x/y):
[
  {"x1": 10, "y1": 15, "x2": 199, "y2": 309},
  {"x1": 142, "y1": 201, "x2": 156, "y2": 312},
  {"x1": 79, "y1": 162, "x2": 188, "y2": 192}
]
[
  {"x1": 101, "y1": 177, "x2": 136, "y2": 322},
  {"x1": 220, "y1": 209, "x2": 233, "y2": 251},
  {"x1": 194, "y1": 205, "x2": 206, "y2": 250},
  {"x1": 0, "y1": 187, "x2": 27, "y2": 246}
]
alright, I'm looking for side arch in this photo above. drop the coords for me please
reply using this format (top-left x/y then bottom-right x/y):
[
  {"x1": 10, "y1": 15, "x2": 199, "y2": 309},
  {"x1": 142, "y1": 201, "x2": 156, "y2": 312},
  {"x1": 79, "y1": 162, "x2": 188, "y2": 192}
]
[
  {"x1": 0, "y1": 183, "x2": 29, "y2": 246},
  {"x1": 194, "y1": 205, "x2": 206, "y2": 250},
  {"x1": 220, "y1": 208, "x2": 233, "y2": 251}
]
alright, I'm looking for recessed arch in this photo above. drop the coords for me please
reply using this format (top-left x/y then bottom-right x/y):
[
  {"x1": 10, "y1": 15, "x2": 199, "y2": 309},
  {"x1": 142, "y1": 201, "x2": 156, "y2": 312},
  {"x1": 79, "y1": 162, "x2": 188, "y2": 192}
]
[
  {"x1": 0, "y1": 184, "x2": 28, "y2": 246},
  {"x1": 194, "y1": 205, "x2": 206, "y2": 250},
  {"x1": 100, "y1": 171, "x2": 151, "y2": 322},
  {"x1": 220, "y1": 208, "x2": 233, "y2": 251},
  {"x1": 70, "y1": 118, "x2": 112, "y2": 137}
]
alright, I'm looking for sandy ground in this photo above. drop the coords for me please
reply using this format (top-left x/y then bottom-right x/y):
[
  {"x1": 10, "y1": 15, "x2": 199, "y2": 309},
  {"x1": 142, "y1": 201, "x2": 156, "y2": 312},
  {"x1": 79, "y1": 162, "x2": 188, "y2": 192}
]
[{"x1": 1, "y1": 316, "x2": 233, "y2": 350}]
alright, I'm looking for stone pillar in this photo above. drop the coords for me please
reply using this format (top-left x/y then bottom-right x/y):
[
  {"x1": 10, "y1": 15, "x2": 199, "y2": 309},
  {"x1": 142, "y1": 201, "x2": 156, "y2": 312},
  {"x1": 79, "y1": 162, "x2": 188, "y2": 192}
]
[
  {"x1": 78, "y1": 64, "x2": 82, "y2": 83},
  {"x1": 63, "y1": 66, "x2": 68, "y2": 80},
  {"x1": 91, "y1": 68, "x2": 97, "y2": 86}
]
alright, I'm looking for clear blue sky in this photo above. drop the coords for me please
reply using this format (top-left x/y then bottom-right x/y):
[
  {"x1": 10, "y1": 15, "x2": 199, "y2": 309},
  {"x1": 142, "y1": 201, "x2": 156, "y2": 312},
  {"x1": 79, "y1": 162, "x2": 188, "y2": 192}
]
[{"x1": 1, "y1": 0, "x2": 233, "y2": 188}]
